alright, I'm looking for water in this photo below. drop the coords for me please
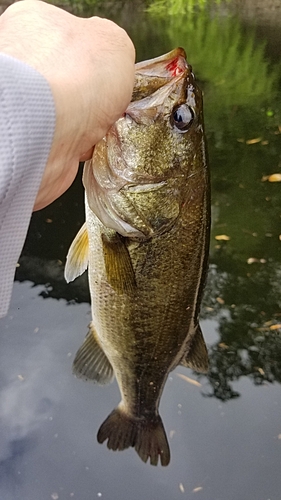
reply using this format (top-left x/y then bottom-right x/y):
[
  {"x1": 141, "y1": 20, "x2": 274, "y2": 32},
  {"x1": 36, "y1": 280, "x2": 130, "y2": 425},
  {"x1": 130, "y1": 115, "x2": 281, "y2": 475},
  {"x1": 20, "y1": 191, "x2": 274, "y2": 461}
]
[{"x1": 0, "y1": 1, "x2": 281, "y2": 499}]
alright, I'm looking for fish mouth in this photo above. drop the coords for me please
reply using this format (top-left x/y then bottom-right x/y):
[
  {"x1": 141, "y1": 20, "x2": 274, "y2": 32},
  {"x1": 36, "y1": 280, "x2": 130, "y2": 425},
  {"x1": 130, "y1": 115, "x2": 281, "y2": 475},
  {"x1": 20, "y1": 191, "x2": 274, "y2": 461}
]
[
  {"x1": 133, "y1": 48, "x2": 190, "y2": 101},
  {"x1": 127, "y1": 48, "x2": 192, "y2": 125}
]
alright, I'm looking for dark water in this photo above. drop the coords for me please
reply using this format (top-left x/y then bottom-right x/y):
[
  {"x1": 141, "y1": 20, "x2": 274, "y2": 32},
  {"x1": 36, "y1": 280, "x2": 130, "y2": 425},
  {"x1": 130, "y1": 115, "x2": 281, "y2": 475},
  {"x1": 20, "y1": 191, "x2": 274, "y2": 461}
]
[{"x1": 1, "y1": 1, "x2": 281, "y2": 499}]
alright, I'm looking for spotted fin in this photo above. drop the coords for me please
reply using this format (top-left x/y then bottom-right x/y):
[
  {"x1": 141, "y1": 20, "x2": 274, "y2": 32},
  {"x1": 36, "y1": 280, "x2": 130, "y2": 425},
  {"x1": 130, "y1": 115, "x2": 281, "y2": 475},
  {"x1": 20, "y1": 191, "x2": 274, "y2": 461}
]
[
  {"x1": 180, "y1": 325, "x2": 208, "y2": 373},
  {"x1": 73, "y1": 322, "x2": 114, "y2": 384},
  {"x1": 102, "y1": 232, "x2": 136, "y2": 294},
  {"x1": 64, "y1": 222, "x2": 89, "y2": 283},
  {"x1": 97, "y1": 406, "x2": 170, "y2": 466}
]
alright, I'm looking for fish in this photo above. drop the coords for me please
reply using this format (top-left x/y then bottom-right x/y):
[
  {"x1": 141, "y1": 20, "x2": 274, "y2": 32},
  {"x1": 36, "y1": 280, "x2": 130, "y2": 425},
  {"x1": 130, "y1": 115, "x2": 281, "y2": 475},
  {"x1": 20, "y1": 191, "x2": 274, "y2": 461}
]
[{"x1": 65, "y1": 47, "x2": 210, "y2": 466}]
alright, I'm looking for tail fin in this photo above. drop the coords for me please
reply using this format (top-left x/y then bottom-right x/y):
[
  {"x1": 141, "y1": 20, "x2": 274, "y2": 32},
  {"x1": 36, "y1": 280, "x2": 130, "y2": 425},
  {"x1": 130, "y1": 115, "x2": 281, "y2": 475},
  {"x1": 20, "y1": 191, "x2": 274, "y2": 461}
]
[{"x1": 97, "y1": 407, "x2": 170, "y2": 466}]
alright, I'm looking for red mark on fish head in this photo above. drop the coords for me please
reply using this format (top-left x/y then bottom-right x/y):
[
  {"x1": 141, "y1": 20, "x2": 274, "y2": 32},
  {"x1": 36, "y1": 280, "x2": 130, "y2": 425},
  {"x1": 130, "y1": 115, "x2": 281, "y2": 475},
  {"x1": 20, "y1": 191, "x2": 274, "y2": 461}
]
[{"x1": 166, "y1": 57, "x2": 185, "y2": 77}]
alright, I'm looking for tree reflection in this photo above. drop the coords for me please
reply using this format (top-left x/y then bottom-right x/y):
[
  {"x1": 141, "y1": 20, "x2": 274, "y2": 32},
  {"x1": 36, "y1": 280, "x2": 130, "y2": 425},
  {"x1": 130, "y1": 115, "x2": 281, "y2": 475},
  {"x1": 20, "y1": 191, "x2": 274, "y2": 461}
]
[{"x1": 202, "y1": 256, "x2": 281, "y2": 400}]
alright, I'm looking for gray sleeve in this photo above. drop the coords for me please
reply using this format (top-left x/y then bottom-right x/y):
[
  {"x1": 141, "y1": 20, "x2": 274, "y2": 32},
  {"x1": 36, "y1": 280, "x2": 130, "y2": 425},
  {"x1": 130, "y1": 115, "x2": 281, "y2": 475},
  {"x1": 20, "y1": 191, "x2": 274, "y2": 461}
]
[{"x1": 0, "y1": 54, "x2": 56, "y2": 318}]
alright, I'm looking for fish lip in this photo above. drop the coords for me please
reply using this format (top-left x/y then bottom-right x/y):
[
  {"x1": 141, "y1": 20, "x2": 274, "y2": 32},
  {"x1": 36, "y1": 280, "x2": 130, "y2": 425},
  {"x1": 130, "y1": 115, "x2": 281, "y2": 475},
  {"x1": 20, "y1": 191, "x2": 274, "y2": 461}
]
[{"x1": 135, "y1": 47, "x2": 187, "y2": 72}]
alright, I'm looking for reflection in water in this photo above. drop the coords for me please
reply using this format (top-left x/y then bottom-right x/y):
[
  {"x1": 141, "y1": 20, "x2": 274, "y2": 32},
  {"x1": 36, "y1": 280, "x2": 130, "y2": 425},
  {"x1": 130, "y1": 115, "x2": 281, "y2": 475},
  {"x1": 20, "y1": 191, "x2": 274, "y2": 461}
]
[
  {"x1": 64, "y1": 49, "x2": 210, "y2": 466},
  {"x1": 149, "y1": 8, "x2": 278, "y2": 104},
  {"x1": 202, "y1": 258, "x2": 281, "y2": 400},
  {"x1": 3, "y1": 283, "x2": 281, "y2": 500},
  {"x1": 0, "y1": 306, "x2": 65, "y2": 496},
  {"x1": 16, "y1": 255, "x2": 90, "y2": 303}
]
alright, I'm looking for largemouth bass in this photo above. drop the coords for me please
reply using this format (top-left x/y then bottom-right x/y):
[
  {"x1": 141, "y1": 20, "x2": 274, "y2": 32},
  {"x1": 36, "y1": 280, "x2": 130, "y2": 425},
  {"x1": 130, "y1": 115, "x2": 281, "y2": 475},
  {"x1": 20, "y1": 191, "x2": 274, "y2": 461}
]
[{"x1": 65, "y1": 48, "x2": 210, "y2": 466}]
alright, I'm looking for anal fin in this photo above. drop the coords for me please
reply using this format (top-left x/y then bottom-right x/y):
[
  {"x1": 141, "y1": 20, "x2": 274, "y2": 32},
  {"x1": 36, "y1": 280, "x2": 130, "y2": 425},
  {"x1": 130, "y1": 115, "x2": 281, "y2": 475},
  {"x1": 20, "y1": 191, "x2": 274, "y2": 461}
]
[
  {"x1": 73, "y1": 322, "x2": 114, "y2": 384},
  {"x1": 180, "y1": 324, "x2": 208, "y2": 373}
]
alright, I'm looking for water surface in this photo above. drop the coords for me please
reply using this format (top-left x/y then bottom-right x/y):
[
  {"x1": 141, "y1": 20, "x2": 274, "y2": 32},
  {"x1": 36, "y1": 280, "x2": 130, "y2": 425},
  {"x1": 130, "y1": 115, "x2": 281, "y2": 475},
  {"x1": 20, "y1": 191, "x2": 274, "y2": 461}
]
[{"x1": 0, "y1": 1, "x2": 281, "y2": 499}]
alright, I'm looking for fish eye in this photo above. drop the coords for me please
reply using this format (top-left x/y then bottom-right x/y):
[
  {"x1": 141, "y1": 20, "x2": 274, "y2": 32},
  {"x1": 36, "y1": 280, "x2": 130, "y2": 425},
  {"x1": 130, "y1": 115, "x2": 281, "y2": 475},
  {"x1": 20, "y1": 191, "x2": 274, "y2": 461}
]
[{"x1": 172, "y1": 104, "x2": 194, "y2": 132}]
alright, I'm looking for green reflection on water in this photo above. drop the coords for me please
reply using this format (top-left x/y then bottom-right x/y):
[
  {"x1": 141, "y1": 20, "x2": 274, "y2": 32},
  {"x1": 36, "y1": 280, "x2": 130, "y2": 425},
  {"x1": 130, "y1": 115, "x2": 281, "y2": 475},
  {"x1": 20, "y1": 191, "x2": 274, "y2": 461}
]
[{"x1": 147, "y1": 0, "x2": 228, "y2": 15}]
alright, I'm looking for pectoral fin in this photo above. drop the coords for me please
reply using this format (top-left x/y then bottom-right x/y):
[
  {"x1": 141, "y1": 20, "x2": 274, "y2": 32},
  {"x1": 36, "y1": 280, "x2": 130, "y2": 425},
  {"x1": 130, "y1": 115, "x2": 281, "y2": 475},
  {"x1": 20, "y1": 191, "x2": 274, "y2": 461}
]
[
  {"x1": 73, "y1": 322, "x2": 114, "y2": 384},
  {"x1": 64, "y1": 222, "x2": 89, "y2": 283},
  {"x1": 102, "y1": 232, "x2": 136, "y2": 294},
  {"x1": 180, "y1": 325, "x2": 208, "y2": 373}
]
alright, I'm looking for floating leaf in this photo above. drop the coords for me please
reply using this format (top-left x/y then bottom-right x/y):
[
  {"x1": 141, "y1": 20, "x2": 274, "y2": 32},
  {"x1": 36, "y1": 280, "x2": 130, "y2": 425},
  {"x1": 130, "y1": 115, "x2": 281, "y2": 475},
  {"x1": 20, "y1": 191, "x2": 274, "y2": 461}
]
[
  {"x1": 219, "y1": 342, "x2": 229, "y2": 349},
  {"x1": 179, "y1": 483, "x2": 185, "y2": 493},
  {"x1": 176, "y1": 373, "x2": 202, "y2": 387},
  {"x1": 247, "y1": 258, "x2": 266, "y2": 264},
  {"x1": 193, "y1": 487, "x2": 203, "y2": 493},
  {"x1": 269, "y1": 324, "x2": 281, "y2": 330},
  {"x1": 268, "y1": 173, "x2": 281, "y2": 182},
  {"x1": 247, "y1": 257, "x2": 258, "y2": 263},
  {"x1": 264, "y1": 320, "x2": 274, "y2": 327},
  {"x1": 216, "y1": 297, "x2": 225, "y2": 305},
  {"x1": 215, "y1": 234, "x2": 230, "y2": 241},
  {"x1": 246, "y1": 137, "x2": 262, "y2": 144}
]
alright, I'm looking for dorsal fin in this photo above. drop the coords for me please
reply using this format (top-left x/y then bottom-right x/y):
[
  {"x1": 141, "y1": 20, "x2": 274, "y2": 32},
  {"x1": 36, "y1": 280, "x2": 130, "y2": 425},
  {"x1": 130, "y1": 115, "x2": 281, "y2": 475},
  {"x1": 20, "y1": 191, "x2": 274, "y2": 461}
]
[
  {"x1": 180, "y1": 325, "x2": 208, "y2": 373},
  {"x1": 64, "y1": 223, "x2": 89, "y2": 283}
]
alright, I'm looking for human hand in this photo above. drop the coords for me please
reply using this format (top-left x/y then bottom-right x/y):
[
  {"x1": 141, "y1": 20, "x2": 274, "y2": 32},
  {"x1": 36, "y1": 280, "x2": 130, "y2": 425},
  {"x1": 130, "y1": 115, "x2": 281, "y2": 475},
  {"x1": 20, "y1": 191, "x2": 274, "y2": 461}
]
[{"x1": 0, "y1": 0, "x2": 135, "y2": 210}]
